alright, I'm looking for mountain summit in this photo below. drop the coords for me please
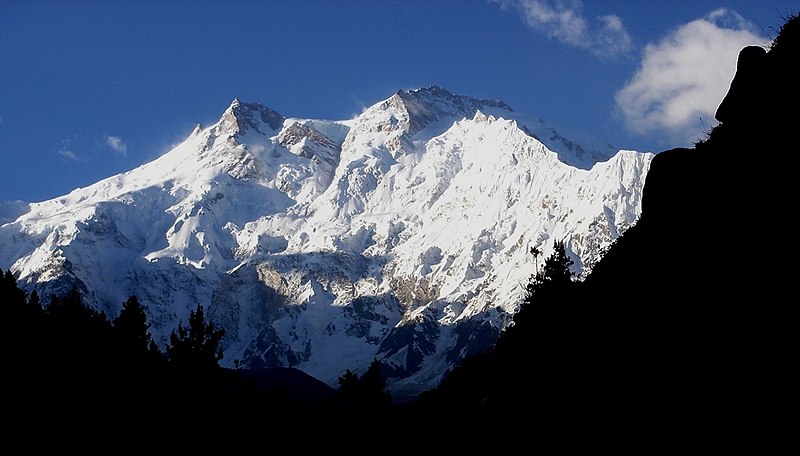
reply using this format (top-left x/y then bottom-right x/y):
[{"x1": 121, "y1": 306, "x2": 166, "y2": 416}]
[
  {"x1": 0, "y1": 87, "x2": 654, "y2": 399},
  {"x1": 219, "y1": 98, "x2": 285, "y2": 137},
  {"x1": 386, "y1": 85, "x2": 513, "y2": 135}
]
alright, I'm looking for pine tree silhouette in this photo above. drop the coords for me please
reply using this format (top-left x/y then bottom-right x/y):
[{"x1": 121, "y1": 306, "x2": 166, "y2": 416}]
[
  {"x1": 166, "y1": 303, "x2": 224, "y2": 371},
  {"x1": 113, "y1": 295, "x2": 153, "y2": 355}
]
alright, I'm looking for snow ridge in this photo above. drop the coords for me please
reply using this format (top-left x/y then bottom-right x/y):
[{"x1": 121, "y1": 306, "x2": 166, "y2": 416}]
[{"x1": 0, "y1": 88, "x2": 654, "y2": 400}]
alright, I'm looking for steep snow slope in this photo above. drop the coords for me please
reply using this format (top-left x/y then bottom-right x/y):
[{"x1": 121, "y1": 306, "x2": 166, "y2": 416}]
[{"x1": 0, "y1": 87, "x2": 653, "y2": 399}]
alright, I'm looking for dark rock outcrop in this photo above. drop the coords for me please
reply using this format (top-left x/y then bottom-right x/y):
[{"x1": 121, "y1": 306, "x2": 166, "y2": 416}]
[{"x1": 578, "y1": 13, "x2": 799, "y2": 434}]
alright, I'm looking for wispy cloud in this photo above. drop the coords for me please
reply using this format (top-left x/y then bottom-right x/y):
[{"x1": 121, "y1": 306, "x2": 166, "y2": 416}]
[
  {"x1": 105, "y1": 135, "x2": 127, "y2": 156},
  {"x1": 57, "y1": 148, "x2": 78, "y2": 160},
  {"x1": 56, "y1": 137, "x2": 81, "y2": 161},
  {"x1": 490, "y1": 0, "x2": 633, "y2": 59},
  {"x1": 615, "y1": 9, "x2": 765, "y2": 147}
]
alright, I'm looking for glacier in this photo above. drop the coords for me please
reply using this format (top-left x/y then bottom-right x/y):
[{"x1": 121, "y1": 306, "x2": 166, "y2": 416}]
[{"x1": 0, "y1": 86, "x2": 654, "y2": 400}]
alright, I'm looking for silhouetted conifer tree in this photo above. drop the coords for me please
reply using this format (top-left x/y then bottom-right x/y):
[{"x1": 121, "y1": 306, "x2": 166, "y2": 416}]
[
  {"x1": 114, "y1": 295, "x2": 153, "y2": 354},
  {"x1": 2, "y1": 268, "x2": 29, "y2": 368},
  {"x1": 337, "y1": 358, "x2": 392, "y2": 419},
  {"x1": 361, "y1": 357, "x2": 392, "y2": 406},
  {"x1": 338, "y1": 368, "x2": 360, "y2": 400},
  {"x1": 1, "y1": 268, "x2": 26, "y2": 308},
  {"x1": 27, "y1": 289, "x2": 41, "y2": 311},
  {"x1": 166, "y1": 304, "x2": 224, "y2": 371},
  {"x1": 526, "y1": 239, "x2": 574, "y2": 298}
]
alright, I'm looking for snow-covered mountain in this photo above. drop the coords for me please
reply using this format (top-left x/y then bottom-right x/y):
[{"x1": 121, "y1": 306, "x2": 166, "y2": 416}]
[{"x1": 0, "y1": 86, "x2": 653, "y2": 400}]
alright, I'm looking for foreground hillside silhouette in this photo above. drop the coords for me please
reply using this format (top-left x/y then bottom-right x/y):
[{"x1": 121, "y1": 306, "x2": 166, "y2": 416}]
[{"x1": 411, "y1": 12, "x2": 798, "y2": 439}]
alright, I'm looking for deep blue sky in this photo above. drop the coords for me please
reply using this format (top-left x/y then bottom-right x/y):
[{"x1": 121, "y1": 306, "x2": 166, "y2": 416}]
[{"x1": 1, "y1": 1, "x2": 796, "y2": 203}]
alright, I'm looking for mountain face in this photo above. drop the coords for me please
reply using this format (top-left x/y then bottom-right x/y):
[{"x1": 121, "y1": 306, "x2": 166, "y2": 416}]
[{"x1": 0, "y1": 86, "x2": 653, "y2": 399}]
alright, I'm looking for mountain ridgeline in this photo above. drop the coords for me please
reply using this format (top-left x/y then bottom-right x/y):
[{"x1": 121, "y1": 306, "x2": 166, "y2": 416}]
[{"x1": 0, "y1": 85, "x2": 652, "y2": 399}]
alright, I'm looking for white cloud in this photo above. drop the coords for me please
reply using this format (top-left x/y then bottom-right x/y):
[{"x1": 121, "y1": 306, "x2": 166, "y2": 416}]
[
  {"x1": 615, "y1": 9, "x2": 765, "y2": 147},
  {"x1": 57, "y1": 148, "x2": 78, "y2": 160},
  {"x1": 105, "y1": 135, "x2": 127, "y2": 156},
  {"x1": 491, "y1": 0, "x2": 633, "y2": 59},
  {"x1": 57, "y1": 137, "x2": 81, "y2": 160}
]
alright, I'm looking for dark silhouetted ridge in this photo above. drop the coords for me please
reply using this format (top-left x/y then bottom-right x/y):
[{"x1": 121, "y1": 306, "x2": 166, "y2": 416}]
[{"x1": 410, "y1": 12, "x2": 799, "y2": 444}]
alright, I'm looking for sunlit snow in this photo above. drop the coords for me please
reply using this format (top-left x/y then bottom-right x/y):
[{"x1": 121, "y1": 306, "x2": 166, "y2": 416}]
[{"x1": 0, "y1": 87, "x2": 654, "y2": 399}]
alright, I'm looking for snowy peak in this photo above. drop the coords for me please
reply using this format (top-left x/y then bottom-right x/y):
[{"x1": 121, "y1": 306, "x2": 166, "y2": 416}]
[
  {"x1": 0, "y1": 87, "x2": 657, "y2": 401},
  {"x1": 392, "y1": 86, "x2": 512, "y2": 136},
  {"x1": 218, "y1": 98, "x2": 285, "y2": 138},
  {"x1": 342, "y1": 86, "x2": 516, "y2": 158},
  {"x1": 470, "y1": 110, "x2": 496, "y2": 124}
]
